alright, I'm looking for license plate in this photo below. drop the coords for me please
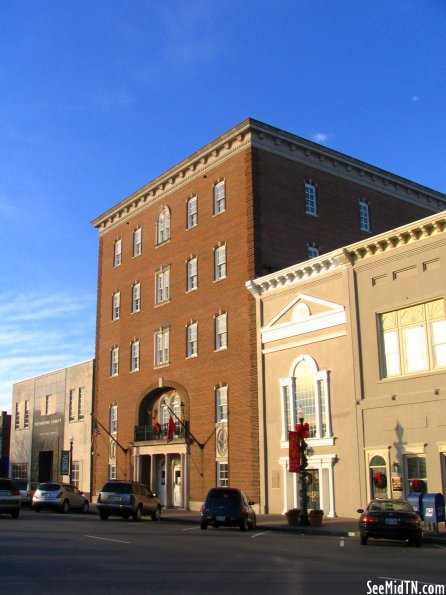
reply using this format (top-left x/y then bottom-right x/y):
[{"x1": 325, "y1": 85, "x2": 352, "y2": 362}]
[
  {"x1": 108, "y1": 496, "x2": 121, "y2": 503},
  {"x1": 42, "y1": 493, "x2": 51, "y2": 498},
  {"x1": 216, "y1": 515, "x2": 226, "y2": 521},
  {"x1": 385, "y1": 518, "x2": 398, "y2": 525}
]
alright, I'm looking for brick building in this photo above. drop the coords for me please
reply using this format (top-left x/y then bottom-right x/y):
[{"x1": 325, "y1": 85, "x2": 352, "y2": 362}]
[{"x1": 92, "y1": 118, "x2": 446, "y2": 510}]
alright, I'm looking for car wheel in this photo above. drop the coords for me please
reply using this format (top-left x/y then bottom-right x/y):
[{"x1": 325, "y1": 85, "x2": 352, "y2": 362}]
[
  {"x1": 99, "y1": 510, "x2": 109, "y2": 520},
  {"x1": 12, "y1": 510, "x2": 20, "y2": 519},
  {"x1": 62, "y1": 500, "x2": 69, "y2": 514},
  {"x1": 200, "y1": 521, "x2": 208, "y2": 530},
  {"x1": 81, "y1": 501, "x2": 89, "y2": 514},
  {"x1": 360, "y1": 535, "x2": 368, "y2": 545},
  {"x1": 240, "y1": 517, "x2": 248, "y2": 531},
  {"x1": 133, "y1": 506, "x2": 142, "y2": 522},
  {"x1": 151, "y1": 506, "x2": 161, "y2": 521}
]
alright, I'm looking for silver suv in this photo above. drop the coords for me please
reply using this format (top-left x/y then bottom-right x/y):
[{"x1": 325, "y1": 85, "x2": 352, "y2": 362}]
[
  {"x1": 32, "y1": 482, "x2": 89, "y2": 513},
  {"x1": 97, "y1": 481, "x2": 161, "y2": 522}
]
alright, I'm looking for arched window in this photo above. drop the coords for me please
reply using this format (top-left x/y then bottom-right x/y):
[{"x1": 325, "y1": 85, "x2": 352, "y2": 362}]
[
  {"x1": 160, "y1": 397, "x2": 170, "y2": 427},
  {"x1": 171, "y1": 394, "x2": 182, "y2": 422},
  {"x1": 280, "y1": 355, "x2": 331, "y2": 442},
  {"x1": 156, "y1": 207, "x2": 171, "y2": 244}
]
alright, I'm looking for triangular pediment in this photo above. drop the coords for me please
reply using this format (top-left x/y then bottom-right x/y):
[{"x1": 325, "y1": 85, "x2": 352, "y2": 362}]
[{"x1": 261, "y1": 293, "x2": 345, "y2": 343}]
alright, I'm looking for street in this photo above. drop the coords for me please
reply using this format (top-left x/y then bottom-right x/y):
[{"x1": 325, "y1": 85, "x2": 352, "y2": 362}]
[{"x1": 0, "y1": 509, "x2": 445, "y2": 595}]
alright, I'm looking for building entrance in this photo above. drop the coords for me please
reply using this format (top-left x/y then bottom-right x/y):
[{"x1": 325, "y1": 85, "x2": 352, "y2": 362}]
[{"x1": 38, "y1": 451, "x2": 53, "y2": 482}]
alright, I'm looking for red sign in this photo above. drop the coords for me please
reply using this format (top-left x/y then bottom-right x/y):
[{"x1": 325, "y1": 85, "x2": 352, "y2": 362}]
[{"x1": 288, "y1": 431, "x2": 301, "y2": 473}]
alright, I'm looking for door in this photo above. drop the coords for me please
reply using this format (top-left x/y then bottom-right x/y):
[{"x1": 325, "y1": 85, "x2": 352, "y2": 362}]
[
  {"x1": 38, "y1": 451, "x2": 53, "y2": 483},
  {"x1": 307, "y1": 469, "x2": 320, "y2": 510},
  {"x1": 173, "y1": 464, "x2": 182, "y2": 507},
  {"x1": 157, "y1": 459, "x2": 166, "y2": 506}
]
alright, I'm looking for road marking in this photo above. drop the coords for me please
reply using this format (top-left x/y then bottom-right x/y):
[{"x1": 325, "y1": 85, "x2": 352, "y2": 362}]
[
  {"x1": 182, "y1": 527, "x2": 200, "y2": 531},
  {"x1": 251, "y1": 531, "x2": 271, "y2": 538},
  {"x1": 85, "y1": 535, "x2": 131, "y2": 544}
]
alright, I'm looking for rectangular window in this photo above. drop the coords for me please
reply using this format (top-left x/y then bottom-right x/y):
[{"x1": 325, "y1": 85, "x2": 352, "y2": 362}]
[
  {"x1": 114, "y1": 239, "x2": 122, "y2": 267},
  {"x1": 379, "y1": 299, "x2": 445, "y2": 378},
  {"x1": 110, "y1": 405, "x2": 118, "y2": 434},
  {"x1": 215, "y1": 313, "x2": 227, "y2": 351},
  {"x1": 11, "y1": 463, "x2": 28, "y2": 480},
  {"x1": 187, "y1": 196, "x2": 198, "y2": 229},
  {"x1": 406, "y1": 456, "x2": 427, "y2": 492},
  {"x1": 44, "y1": 394, "x2": 52, "y2": 416},
  {"x1": 305, "y1": 183, "x2": 317, "y2": 215},
  {"x1": 111, "y1": 348, "x2": 119, "y2": 377},
  {"x1": 214, "y1": 245, "x2": 227, "y2": 281},
  {"x1": 359, "y1": 200, "x2": 371, "y2": 232},
  {"x1": 307, "y1": 244, "x2": 320, "y2": 259},
  {"x1": 71, "y1": 461, "x2": 80, "y2": 488},
  {"x1": 109, "y1": 464, "x2": 117, "y2": 480},
  {"x1": 155, "y1": 328, "x2": 170, "y2": 366},
  {"x1": 187, "y1": 323, "x2": 198, "y2": 358},
  {"x1": 216, "y1": 386, "x2": 228, "y2": 422},
  {"x1": 14, "y1": 403, "x2": 20, "y2": 430},
  {"x1": 133, "y1": 227, "x2": 142, "y2": 257},
  {"x1": 213, "y1": 181, "x2": 226, "y2": 215},
  {"x1": 24, "y1": 400, "x2": 29, "y2": 429},
  {"x1": 132, "y1": 283, "x2": 141, "y2": 313},
  {"x1": 217, "y1": 462, "x2": 228, "y2": 487},
  {"x1": 156, "y1": 268, "x2": 170, "y2": 304},
  {"x1": 187, "y1": 258, "x2": 198, "y2": 291},
  {"x1": 78, "y1": 388, "x2": 85, "y2": 420},
  {"x1": 131, "y1": 341, "x2": 140, "y2": 371},
  {"x1": 112, "y1": 291, "x2": 120, "y2": 320},
  {"x1": 69, "y1": 389, "x2": 75, "y2": 422}
]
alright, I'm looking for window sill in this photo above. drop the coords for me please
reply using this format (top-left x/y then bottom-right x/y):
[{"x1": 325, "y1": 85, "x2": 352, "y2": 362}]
[
  {"x1": 186, "y1": 287, "x2": 198, "y2": 294},
  {"x1": 154, "y1": 362, "x2": 170, "y2": 369},
  {"x1": 213, "y1": 276, "x2": 227, "y2": 283},
  {"x1": 215, "y1": 346, "x2": 228, "y2": 353},
  {"x1": 281, "y1": 436, "x2": 335, "y2": 449},
  {"x1": 186, "y1": 354, "x2": 198, "y2": 360},
  {"x1": 155, "y1": 239, "x2": 171, "y2": 248},
  {"x1": 154, "y1": 300, "x2": 171, "y2": 308}
]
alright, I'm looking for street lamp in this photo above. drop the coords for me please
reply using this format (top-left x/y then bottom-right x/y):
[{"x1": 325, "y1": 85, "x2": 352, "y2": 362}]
[
  {"x1": 297, "y1": 409, "x2": 310, "y2": 526},
  {"x1": 69, "y1": 435, "x2": 74, "y2": 485}
]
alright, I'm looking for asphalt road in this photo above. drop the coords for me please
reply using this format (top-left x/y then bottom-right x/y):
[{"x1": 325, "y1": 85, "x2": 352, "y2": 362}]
[{"x1": 0, "y1": 509, "x2": 445, "y2": 595}]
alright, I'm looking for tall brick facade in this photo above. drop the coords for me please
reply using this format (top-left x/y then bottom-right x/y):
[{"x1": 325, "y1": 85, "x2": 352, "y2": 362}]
[{"x1": 92, "y1": 119, "x2": 446, "y2": 511}]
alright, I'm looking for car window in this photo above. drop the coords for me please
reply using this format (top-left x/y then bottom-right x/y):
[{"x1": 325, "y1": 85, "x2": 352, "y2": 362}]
[
  {"x1": 207, "y1": 489, "x2": 240, "y2": 502},
  {"x1": 101, "y1": 482, "x2": 133, "y2": 494},
  {"x1": 65, "y1": 485, "x2": 74, "y2": 493},
  {"x1": 38, "y1": 483, "x2": 61, "y2": 491}
]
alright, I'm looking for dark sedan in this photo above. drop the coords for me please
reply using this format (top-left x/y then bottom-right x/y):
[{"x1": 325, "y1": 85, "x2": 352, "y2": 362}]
[
  {"x1": 200, "y1": 487, "x2": 257, "y2": 531},
  {"x1": 357, "y1": 499, "x2": 422, "y2": 546}
]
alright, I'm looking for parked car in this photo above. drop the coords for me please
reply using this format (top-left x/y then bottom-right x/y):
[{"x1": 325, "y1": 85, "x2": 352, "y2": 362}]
[
  {"x1": 14, "y1": 480, "x2": 39, "y2": 505},
  {"x1": 0, "y1": 478, "x2": 21, "y2": 518},
  {"x1": 97, "y1": 480, "x2": 162, "y2": 522},
  {"x1": 200, "y1": 487, "x2": 257, "y2": 531},
  {"x1": 357, "y1": 499, "x2": 422, "y2": 546},
  {"x1": 32, "y1": 483, "x2": 89, "y2": 513}
]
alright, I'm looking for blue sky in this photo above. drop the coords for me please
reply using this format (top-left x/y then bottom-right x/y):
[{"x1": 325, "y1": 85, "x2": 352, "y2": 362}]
[{"x1": 1, "y1": 0, "x2": 445, "y2": 413}]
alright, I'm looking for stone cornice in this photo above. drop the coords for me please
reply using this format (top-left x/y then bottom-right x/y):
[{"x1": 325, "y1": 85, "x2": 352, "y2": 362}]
[
  {"x1": 93, "y1": 118, "x2": 446, "y2": 235},
  {"x1": 246, "y1": 210, "x2": 446, "y2": 296}
]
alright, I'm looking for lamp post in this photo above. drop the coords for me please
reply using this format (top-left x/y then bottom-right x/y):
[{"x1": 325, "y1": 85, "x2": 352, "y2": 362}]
[
  {"x1": 69, "y1": 435, "x2": 74, "y2": 485},
  {"x1": 298, "y1": 409, "x2": 310, "y2": 526}
]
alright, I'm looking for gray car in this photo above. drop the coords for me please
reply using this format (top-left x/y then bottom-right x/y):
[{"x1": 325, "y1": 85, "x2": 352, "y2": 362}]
[
  {"x1": 97, "y1": 481, "x2": 161, "y2": 522},
  {"x1": 32, "y1": 482, "x2": 89, "y2": 513},
  {"x1": 14, "y1": 480, "x2": 39, "y2": 505},
  {"x1": 0, "y1": 478, "x2": 21, "y2": 518}
]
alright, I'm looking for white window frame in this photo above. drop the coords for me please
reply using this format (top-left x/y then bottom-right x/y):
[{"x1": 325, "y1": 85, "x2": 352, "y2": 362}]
[
  {"x1": 132, "y1": 283, "x2": 141, "y2": 313},
  {"x1": 110, "y1": 405, "x2": 118, "y2": 435},
  {"x1": 359, "y1": 200, "x2": 371, "y2": 232},
  {"x1": 187, "y1": 196, "x2": 198, "y2": 229},
  {"x1": 24, "y1": 400, "x2": 29, "y2": 429},
  {"x1": 109, "y1": 464, "x2": 117, "y2": 480},
  {"x1": 111, "y1": 347, "x2": 119, "y2": 377},
  {"x1": 305, "y1": 182, "x2": 317, "y2": 216},
  {"x1": 187, "y1": 257, "x2": 198, "y2": 291},
  {"x1": 68, "y1": 389, "x2": 75, "y2": 422},
  {"x1": 14, "y1": 403, "x2": 20, "y2": 430},
  {"x1": 215, "y1": 313, "x2": 227, "y2": 351},
  {"x1": 157, "y1": 207, "x2": 171, "y2": 244},
  {"x1": 216, "y1": 386, "x2": 228, "y2": 422},
  {"x1": 217, "y1": 462, "x2": 228, "y2": 487},
  {"x1": 78, "y1": 388, "x2": 85, "y2": 420},
  {"x1": 131, "y1": 340, "x2": 140, "y2": 371},
  {"x1": 156, "y1": 267, "x2": 170, "y2": 304},
  {"x1": 213, "y1": 181, "x2": 226, "y2": 215},
  {"x1": 112, "y1": 291, "x2": 120, "y2": 321},
  {"x1": 114, "y1": 239, "x2": 122, "y2": 267},
  {"x1": 155, "y1": 328, "x2": 170, "y2": 366},
  {"x1": 187, "y1": 322, "x2": 198, "y2": 358},
  {"x1": 214, "y1": 245, "x2": 227, "y2": 281},
  {"x1": 133, "y1": 227, "x2": 142, "y2": 257}
]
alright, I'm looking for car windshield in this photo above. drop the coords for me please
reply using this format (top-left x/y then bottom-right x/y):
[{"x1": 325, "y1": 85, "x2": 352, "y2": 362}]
[
  {"x1": 101, "y1": 482, "x2": 133, "y2": 494},
  {"x1": 38, "y1": 483, "x2": 61, "y2": 491},
  {"x1": 369, "y1": 501, "x2": 414, "y2": 513},
  {"x1": 207, "y1": 489, "x2": 239, "y2": 502}
]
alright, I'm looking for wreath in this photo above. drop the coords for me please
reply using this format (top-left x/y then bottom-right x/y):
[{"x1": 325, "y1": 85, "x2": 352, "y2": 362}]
[
  {"x1": 410, "y1": 479, "x2": 426, "y2": 493},
  {"x1": 373, "y1": 472, "x2": 387, "y2": 489}
]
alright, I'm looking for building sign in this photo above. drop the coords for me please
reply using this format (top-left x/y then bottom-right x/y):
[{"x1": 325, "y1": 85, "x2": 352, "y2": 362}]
[
  {"x1": 60, "y1": 450, "x2": 70, "y2": 476},
  {"x1": 288, "y1": 431, "x2": 301, "y2": 473},
  {"x1": 391, "y1": 476, "x2": 403, "y2": 492}
]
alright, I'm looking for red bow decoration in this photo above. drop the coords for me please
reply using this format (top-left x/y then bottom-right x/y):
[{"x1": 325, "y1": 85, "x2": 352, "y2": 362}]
[{"x1": 295, "y1": 422, "x2": 309, "y2": 438}]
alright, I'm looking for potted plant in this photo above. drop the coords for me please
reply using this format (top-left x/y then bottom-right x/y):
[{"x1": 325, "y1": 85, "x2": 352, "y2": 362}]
[
  {"x1": 285, "y1": 508, "x2": 301, "y2": 526},
  {"x1": 308, "y1": 509, "x2": 324, "y2": 527}
]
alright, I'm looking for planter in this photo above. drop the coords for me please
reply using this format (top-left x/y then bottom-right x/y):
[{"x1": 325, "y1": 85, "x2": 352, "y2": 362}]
[
  {"x1": 285, "y1": 509, "x2": 301, "y2": 526},
  {"x1": 308, "y1": 510, "x2": 323, "y2": 527}
]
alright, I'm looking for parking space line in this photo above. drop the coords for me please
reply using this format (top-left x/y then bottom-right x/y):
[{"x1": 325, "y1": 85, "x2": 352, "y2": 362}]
[
  {"x1": 182, "y1": 527, "x2": 201, "y2": 531},
  {"x1": 85, "y1": 535, "x2": 131, "y2": 544},
  {"x1": 251, "y1": 531, "x2": 272, "y2": 538}
]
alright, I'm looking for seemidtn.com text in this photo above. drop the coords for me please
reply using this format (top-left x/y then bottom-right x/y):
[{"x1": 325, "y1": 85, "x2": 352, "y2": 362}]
[{"x1": 367, "y1": 581, "x2": 445, "y2": 595}]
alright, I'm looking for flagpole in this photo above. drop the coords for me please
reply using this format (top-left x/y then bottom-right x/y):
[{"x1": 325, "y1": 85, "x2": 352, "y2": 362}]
[
  {"x1": 93, "y1": 415, "x2": 129, "y2": 454},
  {"x1": 165, "y1": 404, "x2": 204, "y2": 450}
]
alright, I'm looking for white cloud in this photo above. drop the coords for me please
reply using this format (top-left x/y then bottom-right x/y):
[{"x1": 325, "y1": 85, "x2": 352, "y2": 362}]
[
  {"x1": 412, "y1": 96, "x2": 420, "y2": 102},
  {"x1": 312, "y1": 132, "x2": 330, "y2": 144},
  {"x1": 0, "y1": 291, "x2": 95, "y2": 414}
]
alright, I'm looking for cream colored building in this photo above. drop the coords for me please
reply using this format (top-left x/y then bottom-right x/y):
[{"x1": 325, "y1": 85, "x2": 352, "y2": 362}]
[
  {"x1": 247, "y1": 211, "x2": 446, "y2": 517},
  {"x1": 10, "y1": 360, "x2": 94, "y2": 498}
]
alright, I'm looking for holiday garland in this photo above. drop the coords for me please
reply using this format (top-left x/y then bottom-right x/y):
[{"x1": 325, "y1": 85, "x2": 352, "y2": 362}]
[{"x1": 373, "y1": 471, "x2": 387, "y2": 489}]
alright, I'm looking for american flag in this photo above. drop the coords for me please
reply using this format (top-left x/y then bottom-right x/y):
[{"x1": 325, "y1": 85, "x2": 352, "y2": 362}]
[{"x1": 92, "y1": 420, "x2": 100, "y2": 440}]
